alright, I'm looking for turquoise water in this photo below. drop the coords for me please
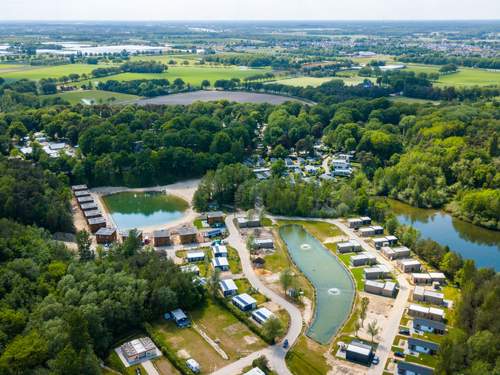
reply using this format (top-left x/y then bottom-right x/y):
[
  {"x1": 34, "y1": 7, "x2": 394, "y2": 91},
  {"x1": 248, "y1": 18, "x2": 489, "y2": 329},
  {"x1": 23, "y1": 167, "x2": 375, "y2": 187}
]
[
  {"x1": 389, "y1": 199, "x2": 500, "y2": 271},
  {"x1": 103, "y1": 191, "x2": 188, "y2": 230},
  {"x1": 279, "y1": 225, "x2": 355, "y2": 344}
]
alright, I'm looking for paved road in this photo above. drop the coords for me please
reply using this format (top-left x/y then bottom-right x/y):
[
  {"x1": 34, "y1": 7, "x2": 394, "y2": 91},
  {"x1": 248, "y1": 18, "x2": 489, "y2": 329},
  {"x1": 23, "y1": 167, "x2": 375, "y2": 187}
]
[
  {"x1": 142, "y1": 360, "x2": 160, "y2": 375},
  {"x1": 271, "y1": 216, "x2": 410, "y2": 375},
  {"x1": 332, "y1": 219, "x2": 410, "y2": 375},
  {"x1": 211, "y1": 215, "x2": 303, "y2": 375}
]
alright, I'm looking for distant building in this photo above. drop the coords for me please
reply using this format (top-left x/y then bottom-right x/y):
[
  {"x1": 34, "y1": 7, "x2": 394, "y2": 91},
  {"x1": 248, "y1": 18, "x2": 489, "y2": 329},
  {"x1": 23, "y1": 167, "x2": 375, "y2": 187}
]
[
  {"x1": 412, "y1": 273, "x2": 433, "y2": 285},
  {"x1": 364, "y1": 280, "x2": 397, "y2": 298},
  {"x1": 232, "y1": 293, "x2": 257, "y2": 311},
  {"x1": 363, "y1": 265, "x2": 391, "y2": 280},
  {"x1": 152, "y1": 229, "x2": 171, "y2": 247},
  {"x1": 120, "y1": 229, "x2": 143, "y2": 243},
  {"x1": 120, "y1": 337, "x2": 158, "y2": 364},
  {"x1": 74, "y1": 190, "x2": 91, "y2": 198},
  {"x1": 347, "y1": 218, "x2": 363, "y2": 229},
  {"x1": 345, "y1": 340, "x2": 374, "y2": 365},
  {"x1": 382, "y1": 246, "x2": 410, "y2": 260},
  {"x1": 212, "y1": 257, "x2": 229, "y2": 271},
  {"x1": 71, "y1": 184, "x2": 88, "y2": 192},
  {"x1": 412, "y1": 287, "x2": 444, "y2": 305},
  {"x1": 95, "y1": 227, "x2": 117, "y2": 244},
  {"x1": 219, "y1": 279, "x2": 238, "y2": 297},
  {"x1": 252, "y1": 307, "x2": 274, "y2": 324},
  {"x1": 236, "y1": 217, "x2": 261, "y2": 228}
]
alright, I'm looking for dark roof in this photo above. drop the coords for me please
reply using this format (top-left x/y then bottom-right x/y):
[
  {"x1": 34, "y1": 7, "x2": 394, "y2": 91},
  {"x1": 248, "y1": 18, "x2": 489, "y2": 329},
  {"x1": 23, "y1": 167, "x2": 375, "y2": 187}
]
[
  {"x1": 88, "y1": 217, "x2": 106, "y2": 224},
  {"x1": 153, "y1": 229, "x2": 170, "y2": 238},
  {"x1": 207, "y1": 211, "x2": 224, "y2": 218},
  {"x1": 84, "y1": 209, "x2": 101, "y2": 217},
  {"x1": 413, "y1": 318, "x2": 446, "y2": 331},
  {"x1": 77, "y1": 196, "x2": 94, "y2": 203},
  {"x1": 398, "y1": 361, "x2": 434, "y2": 375},
  {"x1": 408, "y1": 337, "x2": 440, "y2": 351},
  {"x1": 120, "y1": 229, "x2": 143, "y2": 237},
  {"x1": 96, "y1": 227, "x2": 116, "y2": 236},
  {"x1": 253, "y1": 257, "x2": 266, "y2": 264},
  {"x1": 177, "y1": 226, "x2": 197, "y2": 236},
  {"x1": 71, "y1": 184, "x2": 88, "y2": 191}
]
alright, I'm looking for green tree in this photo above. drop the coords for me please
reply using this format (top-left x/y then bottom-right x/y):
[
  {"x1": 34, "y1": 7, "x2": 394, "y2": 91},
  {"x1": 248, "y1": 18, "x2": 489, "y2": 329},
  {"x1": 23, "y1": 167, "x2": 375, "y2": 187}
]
[
  {"x1": 262, "y1": 317, "x2": 284, "y2": 343},
  {"x1": 360, "y1": 297, "x2": 369, "y2": 327},
  {"x1": 280, "y1": 268, "x2": 294, "y2": 294},
  {"x1": 367, "y1": 321, "x2": 379, "y2": 343},
  {"x1": 271, "y1": 159, "x2": 287, "y2": 178},
  {"x1": 76, "y1": 230, "x2": 94, "y2": 262}
]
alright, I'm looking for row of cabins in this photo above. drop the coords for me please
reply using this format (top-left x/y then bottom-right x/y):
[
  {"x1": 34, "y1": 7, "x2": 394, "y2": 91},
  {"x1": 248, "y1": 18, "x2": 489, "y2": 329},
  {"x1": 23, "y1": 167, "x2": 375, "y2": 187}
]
[
  {"x1": 412, "y1": 272, "x2": 446, "y2": 285},
  {"x1": 236, "y1": 216, "x2": 261, "y2": 228},
  {"x1": 347, "y1": 216, "x2": 371, "y2": 229},
  {"x1": 72, "y1": 185, "x2": 109, "y2": 234},
  {"x1": 359, "y1": 226, "x2": 384, "y2": 237},
  {"x1": 381, "y1": 246, "x2": 410, "y2": 260}
]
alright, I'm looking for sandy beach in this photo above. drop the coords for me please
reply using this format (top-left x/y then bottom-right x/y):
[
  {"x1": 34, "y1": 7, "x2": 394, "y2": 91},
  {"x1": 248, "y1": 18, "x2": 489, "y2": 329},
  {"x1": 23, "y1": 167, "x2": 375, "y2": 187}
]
[{"x1": 90, "y1": 179, "x2": 201, "y2": 233}]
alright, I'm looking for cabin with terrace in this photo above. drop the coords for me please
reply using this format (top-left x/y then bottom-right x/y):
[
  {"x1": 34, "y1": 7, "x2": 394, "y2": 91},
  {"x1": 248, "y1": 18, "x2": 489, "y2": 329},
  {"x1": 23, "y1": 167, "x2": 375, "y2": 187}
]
[
  {"x1": 408, "y1": 337, "x2": 440, "y2": 355},
  {"x1": 177, "y1": 226, "x2": 198, "y2": 244},
  {"x1": 74, "y1": 190, "x2": 91, "y2": 198},
  {"x1": 95, "y1": 227, "x2": 117, "y2": 244},
  {"x1": 212, "y1": 257, "x2": 229, "y2": 271},
  {"x1": 84, "y1": 209, "x2": 102, "y2": 222},
  {"x1": 347, "y1": 218, "x2": 363, "y2": 229},
  {"x1": 207, "y1": 211, "x2": 225, "y2": 226},
  {"x1": 88, "y1": 217, "x2": 106, "y2": 233},
  {"x1": 232, "y1": 293, "x2": 257, "y2": 312},
  {"x1": 413, "y1": 317, "x2": 446, "y2": 334},
  {"x1": 77, "y1": 196, "x2": 94, "y2": 206},
  {"x1": 120, "y1": 229, "x2": 143, "y2": 243},
  {"x1": 152, "y1": 229, "x2": 171, "y2": 247},
  {"x1": 219, "y1": 279, "x2": 238, "y2": 297}
]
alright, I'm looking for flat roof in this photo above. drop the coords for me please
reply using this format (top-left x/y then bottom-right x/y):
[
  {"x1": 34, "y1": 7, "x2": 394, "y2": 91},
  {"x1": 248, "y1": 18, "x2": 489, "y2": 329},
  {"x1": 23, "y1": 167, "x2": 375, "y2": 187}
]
[
  {"x1": 171, "y1": 308, "x2": 187, "y2": 321},
  {"x1": 425, "y1": 290, "x2": 444, "y2": 299},
  {"x1": 347, "y1": 341, "x2": 373, "y2": 357},
  {"x1": 177, "y1": 226, "x2": 197, "y2": 236},
  {"x1": 429, "y1": 307, "x2": 445, "y2": 317},
  {"x1": 212, "y1": 244, "x2": 228, "y2": 254},
  {"x1": 371, "y1": 225, "x2": 384, "y2": 230},
  {"x1": 219, "y1": 279, "x2": 238, "y2": 292},
  {"x1": 429, "y1": 272, "x2": 446, "y2": 279},
  {"x1": 397, "y1": 361, "x2": 434, "y2": 375},
  {"x1": 400, "y1": 259, "x2": 421, "y2": 266},
  {"x1": 152, "y1": 229, "x2": 170, "y2": 237},
  {"x1": 384, "y1": 281, "x2": 396, "y2": 291},
  {"x1": 245, "y1": 368, "x2": 266, "y2": 375},
  {"x1": 187, "y1": 251, "x2": 205, "y2": 258},
  {"x1": 84, "y1": 209, "x2": 101, "y2": 217},
  {"x1": 351, "y1": 252, "x2": 376, "y2": 261},
  {"x1": 359, "y1": 227, "x2": 374, "y2": 232},
  {"x1": 408, "y1": 337, "x2": 440, "y2": 350},
  {"x1": 393, "y1": 246, "x2": 410, "y2": 253},
  {"x1": 385, "y1": 235, "x2": 398, "y2": 241},
  {"x1": 88, "y1": 217, "x2": 106, "y2": 224},
  {"x1": 207, "y1": 211, "x2": 224, "y2": 217},
  {"x1": 360, "y1": 216, "x2": 371, "y2": 221},
  {"x1": 212, "y1": 257, "x2": 229, "y2": 267},
  {"x1": 232, "y1": 293, "x2": 257, "y2": 307},
  {"x1": 348, "y1": 218, "x2": 363, "y2": 223},
  {"x1": 252, "y1": 307, "x2": 274, "y2": 321},
  {"x1": 413, "y1": 317, "x2": 446, "y2": 330},
  {"x1": 373, "y1": 237, "x2": 388, "y2": 243},
  {"x1": 412, "y1": 273, "x2": 432, "y2": 279},
  {"x1": 365, "y1": 280, "x2": 385, "y2": 288},
  {"x1": 254, "y1": 238, "x2": 274, "y2": 244},
  {"x1": 409, "y1": 304, "x2": 429, "y2": 313}
]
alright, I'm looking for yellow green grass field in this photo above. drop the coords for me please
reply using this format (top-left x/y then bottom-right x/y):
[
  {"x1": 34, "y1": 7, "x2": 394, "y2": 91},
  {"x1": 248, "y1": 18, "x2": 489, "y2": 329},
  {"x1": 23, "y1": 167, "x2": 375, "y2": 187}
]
[
  {"x1": 0, "y1": 63, "x2": 107, "y2": 80},
  {"x1": 272, "y1": 75, "x2": 375, "y2": 88}
]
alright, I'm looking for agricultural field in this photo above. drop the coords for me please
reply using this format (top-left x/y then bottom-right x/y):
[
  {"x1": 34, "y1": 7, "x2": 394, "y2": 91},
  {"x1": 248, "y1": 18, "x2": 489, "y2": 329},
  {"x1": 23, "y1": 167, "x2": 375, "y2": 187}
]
[
  {"x1": 88, "y1": 65, "x2": 270, "y2": 87},
  {"x1": 272, "y1": 75, "x2": 375, "y2": 88},
  {"x1": 130, "y1": 53, "x2": 202, "y2": 65},
  {"x1": 0, "y1": 63, "x2": 107, "y2": 80},
  {"x1": 46, "y1": 89, "x2": 139, "y2": 104}
]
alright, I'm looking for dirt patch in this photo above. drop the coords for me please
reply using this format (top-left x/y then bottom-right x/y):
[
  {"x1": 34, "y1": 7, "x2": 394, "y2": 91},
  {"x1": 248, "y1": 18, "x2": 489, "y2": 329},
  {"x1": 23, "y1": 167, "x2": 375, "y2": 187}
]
[
  {"x1": 303, "y1": 297, "x2": 313, "y2": 324},
  {"x1": 327, "y1": 358, "x2": 368, "y2": 375},
  {"x1": 357, "y1": 292, "x2": 394, "y2": 342},
  {"x1": 262, "y1": 300, "x2": 281, "y2": 313},
  {"x1": 243, "y1": 335, "x2": 259, "y2": 345},
  {"x1": 323, "y1": 235, "x2": 348, "y2": 244},
  {"x1": 177, "y1": 349, "x2": 190, "y2": 359},
  {"x1": 223, "y1": 323, "x2": 243, "y2": 335}
]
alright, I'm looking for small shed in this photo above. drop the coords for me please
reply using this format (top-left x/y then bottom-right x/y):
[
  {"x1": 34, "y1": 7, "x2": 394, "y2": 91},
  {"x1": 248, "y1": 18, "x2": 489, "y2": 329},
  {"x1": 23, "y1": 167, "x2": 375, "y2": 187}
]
[
  {"x1": 345, "y1": 340, "x2": 373, "y2": 365},
  {"x1": 152, "y1": 229, "x2": 171, "y2": 247},
  {"x1": 219, "y1": 279, "x2": 238, "y2": 297},
  {"x1": 232, "y1": 293, "x2": 257, "y2": 311},
  {"x1": 212, "y1": 257, "x2": 229, "y2": 271},
  {"x1": 207, "y1": 211, "x2": 225, "y2": 225},
  {"x1": 187, "y1": 251, "x2": 205, "y2": 263},
  {"x1": 252, "y1": 307, "x2": 274, "y2": 324},
  {"x1": 177, "y1": 226, "x2": 198, "y2": 244},
  {"x1": 88, "y1": 217, "x2": 106, "y2": 233},
  {"x1": 95, "y1": 227, "x2": 117, "y2": 244}
]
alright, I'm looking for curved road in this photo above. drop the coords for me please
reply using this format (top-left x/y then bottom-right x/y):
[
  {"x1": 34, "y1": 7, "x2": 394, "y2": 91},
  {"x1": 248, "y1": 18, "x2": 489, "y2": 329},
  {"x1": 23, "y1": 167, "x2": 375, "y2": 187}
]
[{"x1": 211, "y1": 215, "x2": 303, "y2": 375}]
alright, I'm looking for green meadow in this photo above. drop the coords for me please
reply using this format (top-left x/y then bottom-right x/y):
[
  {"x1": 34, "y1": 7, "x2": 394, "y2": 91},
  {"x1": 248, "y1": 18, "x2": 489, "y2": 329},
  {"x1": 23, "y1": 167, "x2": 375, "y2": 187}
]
[
  {"x1": 272, "y1": 75, "x2": 375, "y2": 88},
  {"x1": 0, "y1": 63, "x2": 105, "y2": 80},
  {"x1": 46, "y1": 90, "x2": 139, "y2": 104}
]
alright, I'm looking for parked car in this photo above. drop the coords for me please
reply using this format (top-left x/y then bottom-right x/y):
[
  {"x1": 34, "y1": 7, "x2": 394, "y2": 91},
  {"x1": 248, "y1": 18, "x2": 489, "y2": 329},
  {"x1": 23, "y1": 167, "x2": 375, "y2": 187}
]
[
  {"x1": 283, "y1": 339, "x2": 289, "y2": 349},
  {"x1": 399, "y1": 327, "x2": 410, "y2": 335},
  {"x1": 395, "y1": 351, "x2": 405, "y2": 358},
  {"x1": 372, "y1": 356, "x2": 380, "y2": 365}
]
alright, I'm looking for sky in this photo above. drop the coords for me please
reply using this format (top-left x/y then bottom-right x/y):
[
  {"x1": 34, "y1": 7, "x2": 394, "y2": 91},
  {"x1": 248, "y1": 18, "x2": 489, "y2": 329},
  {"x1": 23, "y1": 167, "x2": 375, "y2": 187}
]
[{"x1": 1, "y1": 0, "x2": 499, "y2": 21}]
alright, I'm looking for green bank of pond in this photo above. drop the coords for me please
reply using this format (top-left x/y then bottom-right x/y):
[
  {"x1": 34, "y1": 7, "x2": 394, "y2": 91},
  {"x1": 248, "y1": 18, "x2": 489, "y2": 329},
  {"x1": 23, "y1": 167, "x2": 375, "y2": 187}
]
[
  {"x1": 388, "y1": 199, "x2": 500, "y2": 271},
  {"x1": 279, "y1": 225, "x2": 355, "y2": 345},
  {"x1": 102, "y1": 191, "x2": 189, "y2": 230}
]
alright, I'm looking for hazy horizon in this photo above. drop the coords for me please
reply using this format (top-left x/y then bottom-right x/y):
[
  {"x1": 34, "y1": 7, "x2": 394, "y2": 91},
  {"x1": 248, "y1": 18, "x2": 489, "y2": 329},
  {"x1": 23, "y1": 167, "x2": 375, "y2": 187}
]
[{"x1": 2, "y1": 0, "x2": 499, "y2": 21}]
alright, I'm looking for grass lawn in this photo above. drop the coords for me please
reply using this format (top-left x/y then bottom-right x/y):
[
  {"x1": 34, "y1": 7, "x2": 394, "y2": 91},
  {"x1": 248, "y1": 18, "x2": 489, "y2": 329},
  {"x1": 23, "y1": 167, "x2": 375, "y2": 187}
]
[
  {"x1": 88, "y1": 65, "x2": 270, "y2": 87},
  {"x1": 105, "y1": 351, "x2": 145, "y2": 375},
  {"x1": 286, "y1": 335, "x2": 330, "y2": 375},
  {"x1": 1, "y1": 63, "x2": 108, "y2": 80},
  {"x1": 227, "y1": 246, "x2": 242, "y2": 274},
  {"x1": 405, "y1": 353, "x2": 438, "y2": 368},
  {"x1": 193, "y1": 218, "x2": 204, "y2": 229},
  {"x1": 45, "y1": 90, "x2": 139, "y2": 104},
  {"x1": 234, "y1": 278, "x2": 267, "y2": 305},
  {"x1": 272, "y1": 76, "x2": 337, "y2": 87},
  {"x1": 152, "y1": 299, "x2": 265, "y2": 373},
  {"x1": 152, "y1": 357, "x2": 181, "y2": 375},
  {"x1": 261, "y1": 217, "x2": 273, "y2": 227},
  {"x1": 389, "y1": 96, "x2": 440, "y2": 105}
]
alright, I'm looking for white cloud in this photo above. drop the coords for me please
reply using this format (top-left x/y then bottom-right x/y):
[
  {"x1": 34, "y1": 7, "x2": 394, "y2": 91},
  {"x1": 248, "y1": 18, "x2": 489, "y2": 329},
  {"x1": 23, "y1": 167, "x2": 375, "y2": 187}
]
[{"x1": 1, "y1": 0, "x2": 499, "y2": 20}]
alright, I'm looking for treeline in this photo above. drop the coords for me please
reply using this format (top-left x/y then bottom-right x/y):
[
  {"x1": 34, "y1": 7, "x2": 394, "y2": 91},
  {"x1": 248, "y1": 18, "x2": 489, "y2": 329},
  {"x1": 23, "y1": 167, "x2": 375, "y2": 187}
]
[
  {"x1": 0, "y1": 78, "x2": 67, "y2": 111},
  {"x1": 203, "y1": 53, "x2": 296, "y2": 69},
  {"x1": 399, "y1": 54, "x2": 500, "y2": 70},
  {"x1": 91, "y1": 60, "x2": 167, "y2": 78},
  {"x1": 0, "y1": 102, "x2": 265, "y2": 187},
  {"x1": 97, "y1": 79, "x2": 183, "y2": 97}
]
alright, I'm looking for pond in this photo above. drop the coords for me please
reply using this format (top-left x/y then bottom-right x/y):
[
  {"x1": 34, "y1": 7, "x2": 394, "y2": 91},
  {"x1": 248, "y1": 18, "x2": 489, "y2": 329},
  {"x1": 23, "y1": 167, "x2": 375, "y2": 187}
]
[
  {"x1": 279, "y1": 225, "x2": 355, "y2": 344},
  {"x1": 134, "y1": 90, "x2": 311, "y2": 105},
  {"x1": 102, "y1": 191, "x2": 188, "y2": 230},
  {"x1": 388, "y1": 199, "x2": 500, "y2": 271}
]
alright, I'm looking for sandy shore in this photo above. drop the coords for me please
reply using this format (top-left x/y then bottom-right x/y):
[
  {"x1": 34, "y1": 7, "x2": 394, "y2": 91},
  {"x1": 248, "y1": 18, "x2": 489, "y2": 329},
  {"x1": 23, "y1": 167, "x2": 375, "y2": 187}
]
[{"x1": 90, "y1": 179, "x2": 201, "y2": 233}]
